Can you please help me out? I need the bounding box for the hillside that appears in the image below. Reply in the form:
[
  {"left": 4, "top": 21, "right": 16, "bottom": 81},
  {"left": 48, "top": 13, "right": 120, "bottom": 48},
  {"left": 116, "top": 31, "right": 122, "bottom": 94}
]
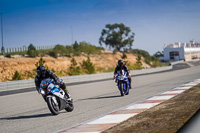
[{"left": 0, "top": 50, "right": 150, "bottom": 82}]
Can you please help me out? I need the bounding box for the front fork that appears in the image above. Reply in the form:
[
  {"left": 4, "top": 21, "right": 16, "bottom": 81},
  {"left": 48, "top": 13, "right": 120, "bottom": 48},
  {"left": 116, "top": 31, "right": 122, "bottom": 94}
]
[
  {"left": 117, "top": 81, "right": 123, "bottom": 90},
  {"left": 118, "top": 81, "right": 128, "bottom": 90},
  {"left": 47, "top": 95, "right": 58, "bottom": 105}
]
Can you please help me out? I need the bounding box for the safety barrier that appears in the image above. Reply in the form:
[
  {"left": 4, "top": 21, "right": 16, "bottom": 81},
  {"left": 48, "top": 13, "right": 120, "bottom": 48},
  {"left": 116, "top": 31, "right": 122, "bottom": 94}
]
[{"left": 0, "top": 66, "right": 172, "bottom": 92}]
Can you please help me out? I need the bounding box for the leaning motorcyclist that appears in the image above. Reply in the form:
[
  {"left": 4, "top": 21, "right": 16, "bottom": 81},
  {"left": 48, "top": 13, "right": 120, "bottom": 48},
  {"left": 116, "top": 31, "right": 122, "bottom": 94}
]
[
  {"left": 35, "top": 65, "right": 72, "bottom": 101},
  {"left": 113, "top": 60, "right": 132, "bottom": 89}
]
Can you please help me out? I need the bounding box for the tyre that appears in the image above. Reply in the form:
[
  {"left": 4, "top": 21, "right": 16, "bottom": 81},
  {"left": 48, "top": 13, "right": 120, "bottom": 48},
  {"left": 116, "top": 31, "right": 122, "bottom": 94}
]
[
  {"left": 119, "top": 83, "right": 124, "bottom": 96},
  {"left": 125, "top": 83, "right": 129, "bottom": 95},
  {"left": 46, "top": 96, "right": 59, "bottom": 115},
  {"left": 65, "top": 100, "right": 74, "bottom": 112}
]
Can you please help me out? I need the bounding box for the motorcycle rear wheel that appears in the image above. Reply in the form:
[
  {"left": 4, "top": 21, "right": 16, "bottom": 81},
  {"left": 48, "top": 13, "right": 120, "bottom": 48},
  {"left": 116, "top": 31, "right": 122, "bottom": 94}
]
[{"left": 46, "top": 97, "right": 60, "bottom": 115}]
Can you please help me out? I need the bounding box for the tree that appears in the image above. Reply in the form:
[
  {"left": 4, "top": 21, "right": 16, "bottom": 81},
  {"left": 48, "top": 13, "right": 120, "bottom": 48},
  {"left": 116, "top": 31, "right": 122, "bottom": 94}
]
[
  {"left": 81, "top": 57, "right": 95, "bottom": 74},
  {"left": 53, "top": 44, "right": 68, "bottom": 56},
  {"left": 49, "top": 51, "right": 57, "bottom": 58},
  {"left": 73, "top": 41, "right": 79, "bottom": 50},
  {"left": 154, "top": 51, "right": 164, "bottom": 58},
  {"left": 133, "top": 55, "right": 142, "bottom": 69},
  {"left": 72, "top": 41, "right": 81, "bottom": 56},
  {"left": 35, "top": 57, "right": 49, "bottom": 69},
  {"left": 27, "top": 44, "right": 37, "bottom": 57},
  {"left": 121, "top": 52, "right": 127, "bottom": 59},
  {"left": 69, "top": 57, "right": 81, "bottom": 75},
  {"left": 131, "top": 49, "right": 151, "bottom": 65},
  {"left": 12, "top": 71, "right": 23, "bottom": 80},
  {"left": 99, "top": 23, "right": 135, "bottom": 51}
]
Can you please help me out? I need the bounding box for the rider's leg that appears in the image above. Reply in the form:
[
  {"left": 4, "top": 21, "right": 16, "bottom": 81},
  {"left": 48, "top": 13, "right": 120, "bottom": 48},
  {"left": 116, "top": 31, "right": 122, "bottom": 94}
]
[
  {"left": 60, "top": 83, "right": 71, "bottom": 99},
  {"left": 128, "top": 77, "right": 132, "bottom": 89}
]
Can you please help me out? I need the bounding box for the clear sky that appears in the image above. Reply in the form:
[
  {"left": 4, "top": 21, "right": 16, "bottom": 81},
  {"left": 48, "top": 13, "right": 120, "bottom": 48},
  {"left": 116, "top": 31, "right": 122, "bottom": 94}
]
[{"left": 0, "top": 0, "right": 200, "bottom": 55}]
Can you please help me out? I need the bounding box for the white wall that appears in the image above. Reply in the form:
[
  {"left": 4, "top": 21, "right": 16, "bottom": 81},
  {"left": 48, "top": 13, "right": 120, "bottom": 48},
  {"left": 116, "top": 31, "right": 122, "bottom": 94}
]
[
  {"left": 164, "top": 47, "right": 185, "bottom": 61},
  {"left": 184, "top": 48, "right": 200, "bottom": 53}
]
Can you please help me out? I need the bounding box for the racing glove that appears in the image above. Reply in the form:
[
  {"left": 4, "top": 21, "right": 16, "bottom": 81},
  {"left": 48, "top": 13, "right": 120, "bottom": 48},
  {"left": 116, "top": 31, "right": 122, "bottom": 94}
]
[{"left": 113, "top": 74, "right": 116, "bottom": 79}]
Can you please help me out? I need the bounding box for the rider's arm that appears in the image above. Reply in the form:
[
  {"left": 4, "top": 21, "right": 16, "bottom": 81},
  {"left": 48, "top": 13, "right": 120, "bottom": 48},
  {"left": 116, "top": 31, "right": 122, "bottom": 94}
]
[
  {"left": 114, "top": 66, "right": 118, "bottom": 75},
  {"left": 47, "top": 70, "right": 60, "bottom": 83},
  {"left": 34, "top": 76, "right": 40, "bottom": 92},
  {"left": 124, "top": 65, "right": 130, "bottom": 75},
  {"left": 113, "top": 66, "right": 119, "bottom": 79}
]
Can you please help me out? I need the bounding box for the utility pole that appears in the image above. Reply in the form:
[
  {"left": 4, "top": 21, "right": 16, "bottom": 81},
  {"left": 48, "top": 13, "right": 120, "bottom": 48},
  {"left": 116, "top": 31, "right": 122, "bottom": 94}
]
[
  {"left": 71, "top": 26, "right": 73, "bottom": 45},
  {"left": 1, "top": 9, "right": 5, "bottom": 54}
]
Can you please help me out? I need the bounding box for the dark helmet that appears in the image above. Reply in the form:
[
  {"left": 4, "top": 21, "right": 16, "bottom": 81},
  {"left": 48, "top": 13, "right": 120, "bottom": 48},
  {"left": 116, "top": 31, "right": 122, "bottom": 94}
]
[
  {"left": 118, "top": 60, "right": 124, "bottom": 68},
  {"left": 36, "top": 65, "right": 46, "bottom": 77}
]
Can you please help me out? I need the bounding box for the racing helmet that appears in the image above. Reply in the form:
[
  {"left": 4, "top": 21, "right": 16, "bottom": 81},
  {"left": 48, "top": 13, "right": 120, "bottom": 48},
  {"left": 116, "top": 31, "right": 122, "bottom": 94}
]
[
  {"left": 36, "top": 65, "right": 46, "bottom": 77},
  {"left": 118, "top": 60, "right": 124, "bottom": 68}
]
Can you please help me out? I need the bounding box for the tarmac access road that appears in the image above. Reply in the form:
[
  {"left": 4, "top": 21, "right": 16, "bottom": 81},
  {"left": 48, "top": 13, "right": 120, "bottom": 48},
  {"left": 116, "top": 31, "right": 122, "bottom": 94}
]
[
  {"left": 0, "top": 63, "right": 200, "bottom": 133},
  {"left": 178, "top": 110, "right": 200, "bottom": 133}
]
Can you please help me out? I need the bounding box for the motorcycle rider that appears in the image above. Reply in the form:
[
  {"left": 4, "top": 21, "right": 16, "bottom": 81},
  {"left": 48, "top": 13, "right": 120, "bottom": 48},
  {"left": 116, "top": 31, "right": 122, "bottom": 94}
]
[
  {"left": 35, "top": 65, "right": 72, "bottom": 101},
  {"left": 113, "top": 60, "right": 132, "bottom": 89}
]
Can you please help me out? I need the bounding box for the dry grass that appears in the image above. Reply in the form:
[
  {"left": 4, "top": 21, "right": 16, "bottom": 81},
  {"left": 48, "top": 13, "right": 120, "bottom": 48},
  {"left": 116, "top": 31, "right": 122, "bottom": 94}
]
[{"left": 0, "top": 51, "right": 147, "bottom": 81}]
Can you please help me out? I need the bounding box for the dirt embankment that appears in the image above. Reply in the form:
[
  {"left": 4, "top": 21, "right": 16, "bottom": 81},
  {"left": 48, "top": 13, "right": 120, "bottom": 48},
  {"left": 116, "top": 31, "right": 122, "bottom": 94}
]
[
  {"left": 0, "top": 51, "right": 150, "bottom": 82},
  {"left": 103, "top": 84, "right": 200, "bottom": 133}
]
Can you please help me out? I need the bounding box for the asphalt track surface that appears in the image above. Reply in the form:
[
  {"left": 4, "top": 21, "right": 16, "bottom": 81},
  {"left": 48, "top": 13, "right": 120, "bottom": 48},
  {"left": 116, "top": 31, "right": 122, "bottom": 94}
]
[{"left": 0, "top": 62, "right": 200, "bottom": 133}]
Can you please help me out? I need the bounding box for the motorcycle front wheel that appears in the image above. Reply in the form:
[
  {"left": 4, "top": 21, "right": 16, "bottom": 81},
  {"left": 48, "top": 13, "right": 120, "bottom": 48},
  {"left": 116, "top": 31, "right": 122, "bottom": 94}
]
[
  {"left": 46, "top": 97, "right": 60, "bottom": 115},
  {"left": 65, "top": 100, "right": 74, "bottom": 112},
  {"left": 119, "top": 82, "right": 124, "bottom": 96},
  {"left": 125, "top": 82, "right": 129, "bottom": 95}
]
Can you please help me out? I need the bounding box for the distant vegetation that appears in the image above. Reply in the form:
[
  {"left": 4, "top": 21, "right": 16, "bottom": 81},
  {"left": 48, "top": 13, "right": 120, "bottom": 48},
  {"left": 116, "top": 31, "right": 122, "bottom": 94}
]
[
  {"left": 130, "top": 49, "right": 162, "bottom": 68},
  {"left": 27, "top": 44, "right": 38, "bottom": 57},
  {"left": 12, "top": 71, "right": 23, "bottom": 80},
  {"left": 35, "top": 57, "right": 49, "bottom": 70},
  {"left": 2, "top": 41, "right": 164, "bottom": 81},
  {"left": 49, "top": 41, "right": 104, "bottom": 58},
  {"left": 4, "top": 41, "right": 104, "bottom": 58},
  {"left": 28, "top": 56, "right": 95, "bottom": 78},
  {"left": 133, "top": 55, "right": 143, "bottom": 69},
  {"left": 68, "top": 57, "right": 81, "bottom": 76},
  {"left": 121, "top": 52, "right": 127, "bottom": 59},
  {"left": 81, "top": 57, "right": 95, "bottom": 74},
  {"left": 8, "top": 47, "right": 163, "bottom": 80}
]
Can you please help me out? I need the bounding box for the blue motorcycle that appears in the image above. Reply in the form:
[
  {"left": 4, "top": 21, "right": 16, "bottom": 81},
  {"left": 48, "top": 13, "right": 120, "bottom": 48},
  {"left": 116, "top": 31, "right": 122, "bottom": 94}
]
[
  {"left": 115, "top": 70, "right": 130, "bottom": 96},
  {"left": 39, "top": 78, "right": 74, "bottom": 115}
]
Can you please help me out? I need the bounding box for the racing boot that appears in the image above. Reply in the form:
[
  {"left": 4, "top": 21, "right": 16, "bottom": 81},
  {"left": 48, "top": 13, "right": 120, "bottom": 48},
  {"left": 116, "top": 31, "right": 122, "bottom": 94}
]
[
  {"left": 129, "top": 84, "right": 132, "bottom": 89},
  {"left": 129, "top": 78, "right": 132, "bottom": 89},
  {"left": 64, "top": 88, "right": 72, "bottom": 101}
]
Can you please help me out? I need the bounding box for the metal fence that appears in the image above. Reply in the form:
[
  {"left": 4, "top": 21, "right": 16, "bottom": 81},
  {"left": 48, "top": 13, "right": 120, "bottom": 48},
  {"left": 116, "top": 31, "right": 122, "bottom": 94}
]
[
  {"left": 0, "top": 66, "right": 172, "bottom": 92},
  {"left": 4, "top": 45, "right": 55, "bottom": 53}
]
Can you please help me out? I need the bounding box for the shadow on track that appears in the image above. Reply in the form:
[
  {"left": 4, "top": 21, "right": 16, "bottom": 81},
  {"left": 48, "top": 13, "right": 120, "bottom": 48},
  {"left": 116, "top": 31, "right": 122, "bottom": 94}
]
[
  {"left": 81, "top": 95, "right": 121, "bottom": 100},
  {"left": 0, "top": 113, "right": 52, "bottom": 120}
]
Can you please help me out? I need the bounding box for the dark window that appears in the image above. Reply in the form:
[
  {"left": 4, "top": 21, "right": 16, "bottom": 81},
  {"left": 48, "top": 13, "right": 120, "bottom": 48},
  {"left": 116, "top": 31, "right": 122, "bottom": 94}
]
[{"left": 170, "top": 51, "right": 179, "bottom": 60}]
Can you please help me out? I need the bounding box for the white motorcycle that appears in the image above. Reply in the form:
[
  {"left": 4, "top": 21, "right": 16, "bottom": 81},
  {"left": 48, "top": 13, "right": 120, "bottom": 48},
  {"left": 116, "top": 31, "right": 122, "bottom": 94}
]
[{"left": 39, "top": 78, "right": 74, "bottom": 115}]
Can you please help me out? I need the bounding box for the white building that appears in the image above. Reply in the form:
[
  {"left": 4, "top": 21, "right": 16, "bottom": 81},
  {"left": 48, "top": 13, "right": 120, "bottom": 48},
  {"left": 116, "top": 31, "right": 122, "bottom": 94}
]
[{"left": 164, "top": 41, "right": 200, "bottom": 61}]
